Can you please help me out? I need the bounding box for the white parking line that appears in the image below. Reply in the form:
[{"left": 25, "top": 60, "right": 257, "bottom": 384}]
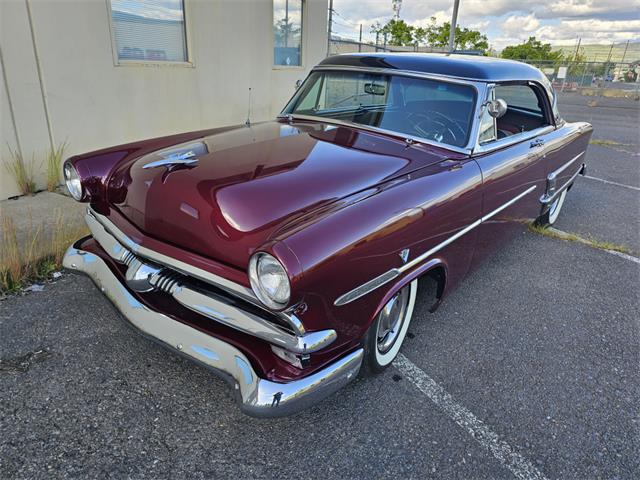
[
  {"left": 395, "top": 354, "right": 548, "bottom": 480},
  {"left": 547, "top": 228, "right": 640, "bottom": 265},
  {"left": 582, "top": 175, "right": 640, "bottom": 192}
]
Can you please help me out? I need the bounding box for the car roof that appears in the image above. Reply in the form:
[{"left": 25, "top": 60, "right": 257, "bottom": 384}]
[{"left": 317, "top": 53, "right": 549, "bottom": 84}]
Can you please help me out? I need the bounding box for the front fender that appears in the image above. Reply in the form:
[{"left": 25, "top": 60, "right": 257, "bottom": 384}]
[{"left": 279, "top": 158, "right": 483, "bottom": 345}]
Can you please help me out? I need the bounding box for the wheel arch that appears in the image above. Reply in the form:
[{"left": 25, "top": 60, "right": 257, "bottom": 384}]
[{"left": 370, "top": 258, "right": 448, "bottom": 328}]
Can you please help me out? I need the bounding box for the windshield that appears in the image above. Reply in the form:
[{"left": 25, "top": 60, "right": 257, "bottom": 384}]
[{"left": 283, "top": 70, "right": 477, "bottom": 148}]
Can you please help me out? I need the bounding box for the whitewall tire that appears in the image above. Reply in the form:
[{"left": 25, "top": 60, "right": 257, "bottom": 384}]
[
  {"left": 538, "top": 189, "right": 568, "bottom": 227},
  {"left": 363, "top": 279, "right": 418, "bottom": 373}
]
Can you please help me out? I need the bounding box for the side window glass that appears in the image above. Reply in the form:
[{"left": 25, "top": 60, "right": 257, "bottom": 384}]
[
  {"left": 493, "top": 84, "right": 550, "bottom": 135},
  {"left": 495, "top": 85, "right": 542, "bottom": 114}
]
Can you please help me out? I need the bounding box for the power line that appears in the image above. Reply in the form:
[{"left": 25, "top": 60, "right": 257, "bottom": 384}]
[
  {"left": 332, "top": 19, "right": 358, "bottom": 31},
  {"left": 332, "top": 9, "right": 359, "bottom": 27}
]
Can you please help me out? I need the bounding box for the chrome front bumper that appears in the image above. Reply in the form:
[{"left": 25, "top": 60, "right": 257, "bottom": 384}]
[
  {"left": 63, "top": 244, "right": 363, "bottom": 417},
  {"left": 83, "top": 208, "right": 337, "bottom": 356}
]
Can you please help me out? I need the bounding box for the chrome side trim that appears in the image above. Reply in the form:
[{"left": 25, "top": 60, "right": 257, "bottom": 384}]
[
  {"left": 399, "top": 219, "right": 482, "bottom": 274},
  {"left": 86, "top": 208, "right": 305, "bottom": 336},
  {"left": 63, "top": 245, "right": 362, "bottom": 418},
  {"left": 334, "top": 269, "right": 400, "bottom": 307},
  {"left": 481, "top": 185, "right": 537, "bottom": 222},
  {"left": 334, "top": 185, "right": 537, "bottom": 306},
  {"left": 550, "top": 151, "right": 584, "bottom": 178}
]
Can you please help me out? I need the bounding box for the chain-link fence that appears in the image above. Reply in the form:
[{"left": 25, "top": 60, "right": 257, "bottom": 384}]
[
  {"left": 328, "top": 39, "right": 640, "bottom": 99},
  {"left": 514, "top": 59, "right": 640, "bottom": 98}
]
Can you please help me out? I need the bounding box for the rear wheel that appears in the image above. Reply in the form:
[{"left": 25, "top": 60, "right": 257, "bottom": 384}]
[
  {"left": 537, "top": 189, "right": 567, "bottom": 227},
  {"left": 363, "top": 279, "right": 418, "bottom": 373}
]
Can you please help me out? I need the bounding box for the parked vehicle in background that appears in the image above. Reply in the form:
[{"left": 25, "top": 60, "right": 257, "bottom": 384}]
[{"left": 62, "top": 53, "right": 592, "bottom": 416}]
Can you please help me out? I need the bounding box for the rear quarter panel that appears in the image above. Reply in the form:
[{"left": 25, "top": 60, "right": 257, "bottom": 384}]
[{"left": 543, "top": 121, "right": 593, "bottom": 188}]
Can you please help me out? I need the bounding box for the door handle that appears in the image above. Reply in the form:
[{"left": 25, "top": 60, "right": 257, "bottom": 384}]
[{"left": 530, "top": 139, "right": 545, "bottom": 148}]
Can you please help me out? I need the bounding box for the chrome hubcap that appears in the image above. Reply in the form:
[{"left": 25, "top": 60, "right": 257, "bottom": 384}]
[{"left": 376, "top": 287, "right": 410, "bottom": 354}]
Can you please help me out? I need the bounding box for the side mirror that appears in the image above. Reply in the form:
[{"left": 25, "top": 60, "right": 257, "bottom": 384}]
[
  {"left": 295, "top": 79, "right": 303, "bottom": 90},
  {"left": 487, "top": 98, "right": 507, "bottom": 118}
]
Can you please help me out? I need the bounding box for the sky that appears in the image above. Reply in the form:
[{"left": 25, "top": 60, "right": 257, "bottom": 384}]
[{"left": 330, "top": 0, "right": 640, "bottom": 50}]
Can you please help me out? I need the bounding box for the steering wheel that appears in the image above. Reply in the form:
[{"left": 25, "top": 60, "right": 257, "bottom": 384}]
[{"left": 406, "top": 111, "right": 466, "bottom": 146}]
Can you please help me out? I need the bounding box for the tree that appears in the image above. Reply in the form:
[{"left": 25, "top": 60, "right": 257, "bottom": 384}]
[
  {"left": 413, "top": 27, "right": 427, "bottom": 47},
  {"left": 377, "top": 19, "right": 415, "bottom": 46},
  {"left": 425, "top": 20, "right": 489, "bottom": 53},
  {"left": 501, "top": 37, "right": 563, "bottom": 62},
  {"left": 372, "top": 16, "right": 489, "bottom": 53}
]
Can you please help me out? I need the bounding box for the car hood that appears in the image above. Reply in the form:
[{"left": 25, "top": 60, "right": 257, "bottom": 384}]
[{"left": 109, "top": 120, "right": 452, "bottom": 268}]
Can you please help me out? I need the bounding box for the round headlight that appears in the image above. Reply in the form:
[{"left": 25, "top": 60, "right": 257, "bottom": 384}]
[
  {"left": 248, "top": 252, "right": 291, "bottom": 309},
  {"left": 63, "top": 162, "right": 83, "bottom": 201}
]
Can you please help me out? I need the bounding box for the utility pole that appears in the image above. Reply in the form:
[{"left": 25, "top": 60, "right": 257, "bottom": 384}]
[
  {"left": 606, "top": 42, "right": 614, "bottom": 63},
  {"left": 358, "top": 24, "right": 363, "bottom": 52},
  {"left": 327, "top": 0, "right": 333, "bottom": 56},
  {"left": 284, "top": 0, "right": 289, "bottom": 48},
  {"left": 572, "top": 37, "right": 581, "bottom": 62},
  {"left": 448, "top": 0, "right": 460, "bottom": 53},
  {"left": 621, "top": 39, "right": 630, "bottom": 64}
]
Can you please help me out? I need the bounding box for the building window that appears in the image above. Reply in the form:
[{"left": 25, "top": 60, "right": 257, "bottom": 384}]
[
  {"left": 273, "top": 0, "right": 303, "bottom": 66},
  {"left": 110, "top": 0, "right": 188, "bottom": 63}
]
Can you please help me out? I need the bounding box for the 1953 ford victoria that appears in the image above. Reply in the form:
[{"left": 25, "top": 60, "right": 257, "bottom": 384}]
[{"left": 62, "top": 53, "right": 592, "bottom": 417}]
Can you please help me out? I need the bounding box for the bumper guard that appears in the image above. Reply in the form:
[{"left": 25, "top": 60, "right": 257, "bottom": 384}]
[{"left": 63, "top": 244, "right": 363, "bottom": 417}]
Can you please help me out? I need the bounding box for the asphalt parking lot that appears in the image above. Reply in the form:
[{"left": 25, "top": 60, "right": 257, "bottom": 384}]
[{"left": 1, "top": 94, "right": 638, "bottom": 479}]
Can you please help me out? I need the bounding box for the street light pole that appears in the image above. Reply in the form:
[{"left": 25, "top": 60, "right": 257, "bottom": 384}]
[
  {"left": 448, "top": 0, "right": 460, "bottom": 53},
  {"left": 327, "top": 0, "right": 333, "bottom": 56}
]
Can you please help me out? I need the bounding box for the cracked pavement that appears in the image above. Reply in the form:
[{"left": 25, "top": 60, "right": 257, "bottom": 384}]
[{"left": 1, "top": 94, "right": 638, "bottom": 479}]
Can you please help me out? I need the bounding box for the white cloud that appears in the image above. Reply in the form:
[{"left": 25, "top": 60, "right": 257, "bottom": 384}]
[
  {"left": 544, "top": 0, "right": 640, "bottom": 18},
  {"left": 502, "top": 14, "right": 541, "bottom": 38},
  {"left": 534, "top": 19, "right": 640, "bottom": 45},
  {"left": 332, "top": 0, "right": 640, "bottom": 47}
]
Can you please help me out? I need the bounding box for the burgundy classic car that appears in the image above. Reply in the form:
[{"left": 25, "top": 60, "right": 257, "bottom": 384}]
[{"left": 62, "top": 53, "right": 592, "bottom": 416}]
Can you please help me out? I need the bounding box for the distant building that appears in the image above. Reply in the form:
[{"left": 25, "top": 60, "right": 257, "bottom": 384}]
[{"left": 1, "top": 0, "right": 328, "bottom": 200}]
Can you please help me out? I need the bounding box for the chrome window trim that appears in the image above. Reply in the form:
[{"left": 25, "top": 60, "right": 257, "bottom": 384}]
[
  {"left": 476, "top": 83, "right": 497, "bottom": 146},
  {"left": 86, "top": 208, "right": 306, "bottom": 335},
  {"left": 473, "top": 125, "right": 555, "bottom": 155},
  {"left": 279, "top": 114, "right": 472, "bottom": 155},
  {"left": 281, "top": 66, "right": 489, "bottom": 155},
  {"left": 473, "top": 80, "right": 556, "bottom": 155},
  {"left": 311, "top": 65, "right": 486, "bottom": 85},
  {"left": 334, "top": 185, "right": 537, "bottom": 306}
]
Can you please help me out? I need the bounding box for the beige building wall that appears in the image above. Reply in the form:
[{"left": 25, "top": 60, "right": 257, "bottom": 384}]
[{"left": 0, "top": 0, "right": 327, "bottom": 201}]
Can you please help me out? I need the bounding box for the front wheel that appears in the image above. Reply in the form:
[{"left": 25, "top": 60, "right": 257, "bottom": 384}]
[
  {"left": 363, "top": 279, "right": 418, "bottom": 373},
  {"left": 537, "top": 189, "right": 568, "bottom": 227}
]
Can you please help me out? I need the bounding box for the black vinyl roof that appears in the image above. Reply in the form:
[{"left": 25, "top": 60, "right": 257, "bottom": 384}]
[{"left": 318, "top": 53, "right": 549, "bottom": 84}]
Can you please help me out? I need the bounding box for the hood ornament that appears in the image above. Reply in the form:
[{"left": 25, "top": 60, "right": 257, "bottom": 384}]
[{"left": 143, "top": 150, "right": 198, "bottom": 169}]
